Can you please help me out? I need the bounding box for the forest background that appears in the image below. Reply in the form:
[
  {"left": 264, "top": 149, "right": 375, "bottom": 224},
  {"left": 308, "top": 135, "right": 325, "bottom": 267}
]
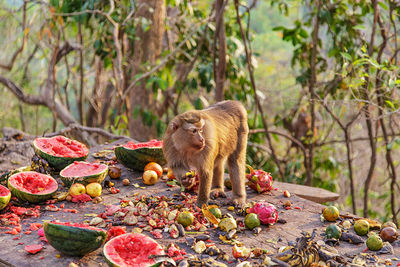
[{"left": 0, "top": 0, "right": 399, "bottom": 226}]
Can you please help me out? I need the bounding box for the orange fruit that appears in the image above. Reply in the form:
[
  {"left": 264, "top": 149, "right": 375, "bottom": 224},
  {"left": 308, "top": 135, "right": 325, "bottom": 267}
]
[
  {"left": 144, "top": 162, "right": 163, "bottom": 178},
  {"left": 323, "top": 206, "right": 339, "bottom": 222}
]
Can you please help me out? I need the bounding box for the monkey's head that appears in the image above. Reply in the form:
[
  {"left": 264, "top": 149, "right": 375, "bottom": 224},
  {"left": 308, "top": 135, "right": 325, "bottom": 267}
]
[{"left": 168, "top": 111, "right": 206, "bottom": 153}]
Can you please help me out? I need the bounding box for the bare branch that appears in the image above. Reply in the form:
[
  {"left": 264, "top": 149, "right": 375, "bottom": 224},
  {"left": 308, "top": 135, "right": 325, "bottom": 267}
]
[
  {"left": 0, "top": 76, "right": 46, "bottom": 105},
  {"left": 0, "top": 1, "right": 28, "bottom": 71},
  {"left": 46, "top": 123, "right": 125, "bottom": 141}
]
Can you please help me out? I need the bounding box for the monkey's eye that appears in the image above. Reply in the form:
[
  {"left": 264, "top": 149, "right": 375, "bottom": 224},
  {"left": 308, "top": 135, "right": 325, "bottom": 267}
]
[{"left": 192, "top": 129, "right": 197, "bottom": 134}]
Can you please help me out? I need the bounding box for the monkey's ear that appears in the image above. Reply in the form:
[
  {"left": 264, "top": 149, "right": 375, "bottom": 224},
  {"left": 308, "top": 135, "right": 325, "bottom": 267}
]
[{"left": 170, "top": 121, "right": 180, "bottom": 131}]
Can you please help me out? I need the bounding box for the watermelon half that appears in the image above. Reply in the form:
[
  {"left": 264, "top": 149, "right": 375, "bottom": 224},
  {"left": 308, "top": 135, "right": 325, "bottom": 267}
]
[
  {"left": 8, "top": 171, "right": 58, "bottom": 203},
  {"left": 44, "top": 221, "right": 108, "bottom": 256},
  {"left": 114, "top": 140, "right": 166, "bottom": 171},
  {"left": 33, "top": 136, "right": 89, "bottom": 171},
  {"left": 0, "top": 184, "right": 11, "bottom": 210},
  {"left": 59, "top": 161, "right": 109, "bottom": 187},
  {"left": 103, "top": 233, "right": 165, "bottom": 267}
]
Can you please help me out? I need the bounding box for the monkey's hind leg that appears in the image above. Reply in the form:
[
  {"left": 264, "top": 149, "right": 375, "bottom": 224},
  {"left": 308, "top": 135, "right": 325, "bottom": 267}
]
[
  {"left": 227, "top": 138, "right": 247, "bottom": 208},
  {"left": 210, "top": 156, "right": 227, "bottom": 200}
]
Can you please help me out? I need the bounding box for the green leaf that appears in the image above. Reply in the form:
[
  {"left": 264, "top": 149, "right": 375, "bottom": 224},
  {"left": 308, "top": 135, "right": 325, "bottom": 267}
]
[
  {"left": 378, "top": 2, "right": 389, "bottom": 10},
  {"left": 299, "top": 29, "right": 308, "bottom": 38},
  {"left": 340, "top": 52, "right": 352, "bottom": 61},
  {"left": 353, "top": 25, "right": 366, "bottom": 30},
  {"left": 385, "top": 100, "right": 395, "bottom": 110}
]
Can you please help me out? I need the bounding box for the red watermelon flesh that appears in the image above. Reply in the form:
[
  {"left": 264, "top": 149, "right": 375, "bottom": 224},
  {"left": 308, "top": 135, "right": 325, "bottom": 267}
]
[
  {"left": 35, "top": 136, "right": 88, "bottom": 158},
  {"left": 60, "top": 161, "right": 107, "bottom": 177},
  {"left": 104, "top": 233, "right": 164, "bottom": 267},
  {"left": 122, "top": 139, "right": 163, "bottom": 149},
  {"left": 0, "top": 185, "right": 10, "bottom": 196},
  {"left": 10, "top": 172, "right": 57, "bottom": 194},
  {"left": 25, "top": 244, "right": 43, "bottom": 254}
]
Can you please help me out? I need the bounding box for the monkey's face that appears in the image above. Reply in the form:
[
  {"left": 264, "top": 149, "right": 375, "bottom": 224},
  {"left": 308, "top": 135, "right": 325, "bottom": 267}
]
[
  {"left": 185, "top": 125, "right": 205, "bottom": 151},
  {"left": 170, "top": 116, "right": 206, "bottom": 152}
]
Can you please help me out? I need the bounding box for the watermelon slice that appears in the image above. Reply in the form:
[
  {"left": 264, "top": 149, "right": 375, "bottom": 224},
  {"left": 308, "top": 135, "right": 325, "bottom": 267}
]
[
  {"left": 59, "top": 161, "right": 108, "bottom": 187},
  {"left": 114, "top": 140, "right": 166, "bottom": 171},
  {"left": 8, "top": 171, "right": 58, "bottom": 203},
  {"left": 0, "top": 184, "right": 11, "bottom": 210},
  {"left": 33, "top": 136, "right": 89, "bottom": 171},
  {"left": 103, "top": 233, "right": 165, "bottom": 267},
  {"left": 44, "top": 221, "right": 108, "bottom": 256}
]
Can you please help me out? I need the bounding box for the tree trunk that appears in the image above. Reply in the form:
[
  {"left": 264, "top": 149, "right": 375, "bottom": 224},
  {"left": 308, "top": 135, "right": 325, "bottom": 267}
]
[
  {"left": 128, "top": 0, "right": 166, "bottom": 141},
  {"left": 214, "top": 0, "right": 227, "bottom": 102}
]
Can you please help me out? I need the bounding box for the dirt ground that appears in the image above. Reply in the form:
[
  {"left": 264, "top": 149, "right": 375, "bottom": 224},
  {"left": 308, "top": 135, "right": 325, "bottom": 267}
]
[{"left": 0, "top": 129, "right": 399, "bottom": 267}]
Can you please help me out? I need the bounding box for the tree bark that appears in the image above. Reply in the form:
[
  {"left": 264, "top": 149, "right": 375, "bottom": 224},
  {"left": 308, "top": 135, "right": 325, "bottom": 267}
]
[
  {"left": 214, "top": 0, "right": 227, "bottom": 102},
  {"left": 128, "top": 0, "right": 166, "bottom": 141}
]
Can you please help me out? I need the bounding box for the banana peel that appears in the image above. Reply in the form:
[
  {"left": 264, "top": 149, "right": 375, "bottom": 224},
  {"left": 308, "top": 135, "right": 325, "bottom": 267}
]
[{"left": 273, "top": 230, "right": 320, "bottom": 266}]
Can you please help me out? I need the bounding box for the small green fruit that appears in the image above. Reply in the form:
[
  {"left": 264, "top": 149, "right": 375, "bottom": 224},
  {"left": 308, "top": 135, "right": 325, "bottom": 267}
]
[
  {"left": 325, "top": 224, "right": 342, "bottom": 239},
  {"left": 244, "top": 213, "right": 261, "bottom": 230},
  {"left": 354, "top": 220, "right": 370, "bottom": 236},
  {"left": 177, "top": 211, "right": 194, "bottom": 228},
  {"left": 209, "top": 207, "right": 222, "bottom": 219},
  {"left": 366, "top": 234, "right": 383, "bottom": 251}
]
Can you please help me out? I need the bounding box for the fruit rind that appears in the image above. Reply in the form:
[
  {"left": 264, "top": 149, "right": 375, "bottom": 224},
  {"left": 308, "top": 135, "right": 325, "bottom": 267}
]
[
  {"left": 60, "top": 161, "right": 108, "bottom": 187},
  {"left": 44, "top": 221, "right": 107, "bottom": 256},
  {"left": 114, "top": 140, "right": 166, "bottom": 171},
  {"left": 0, "top": 185, "right": 11, "bottom": 210}
]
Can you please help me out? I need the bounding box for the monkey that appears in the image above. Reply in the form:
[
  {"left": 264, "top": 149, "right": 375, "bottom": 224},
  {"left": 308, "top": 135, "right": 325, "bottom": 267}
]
[{"left": 162, "top": 100, "right": 249, "bottom": 207}]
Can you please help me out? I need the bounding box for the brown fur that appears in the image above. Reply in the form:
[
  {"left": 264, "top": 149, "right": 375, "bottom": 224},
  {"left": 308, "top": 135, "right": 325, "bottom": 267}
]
[{"left": 163, "top": 100, "right": 249, "bottom": 207}]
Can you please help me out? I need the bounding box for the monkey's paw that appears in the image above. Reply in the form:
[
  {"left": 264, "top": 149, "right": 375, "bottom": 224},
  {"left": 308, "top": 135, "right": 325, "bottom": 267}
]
[
  {"left": 210, "top": 189, "right": 227, "bottom": 200},
  {"left": 196, "top": 198, "right": 209, "bottom": 208},
  {"left": 231, "top": 197, "right": 246, "bottom": 209}
]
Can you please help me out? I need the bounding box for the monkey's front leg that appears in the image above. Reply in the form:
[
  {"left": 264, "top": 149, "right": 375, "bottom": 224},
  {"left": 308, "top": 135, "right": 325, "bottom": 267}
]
[
  {"left": 196, "top": 168, "right": 213, "bottom": 207},
  {"left": 210, "top": 156, "right": 226, "bottom": 199}
]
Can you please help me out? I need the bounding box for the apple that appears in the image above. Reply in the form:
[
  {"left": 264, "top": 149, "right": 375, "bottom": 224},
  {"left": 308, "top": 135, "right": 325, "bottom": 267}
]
[
  {"left": 142, "top": 170, "right": 158, "bottom": 185},
  {"left": 144, "top": 162, "right": 163, "bottom": 178},
  {"left": 85, "top": 182, "right": 102, "bottom": 197},
  {"left": 69, "top": 183, "right": 86, "bottom": 196}
]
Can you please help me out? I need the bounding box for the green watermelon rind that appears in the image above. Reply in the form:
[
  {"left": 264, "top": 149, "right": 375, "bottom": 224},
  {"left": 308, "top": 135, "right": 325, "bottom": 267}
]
[
  {"left": 114, "top": 145, "right": 166, "bottom": 171},
  {"left": 43, "top": 221, "right": 108, "bottom": 256},
  {"left": 0, "top": 185, "right": 11, "bottom": 210},
  {"left": 103, "top": 233, "right": 164, "bottom": 267},
  {"left": 33, "top": 138, "right": 88, "bottom": 171},
  {"left": 7, "top": 172, "right": 58, "bottom": 204},
  {"left": 59, "top": 162, "right": 109, "bottom": 187}
]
